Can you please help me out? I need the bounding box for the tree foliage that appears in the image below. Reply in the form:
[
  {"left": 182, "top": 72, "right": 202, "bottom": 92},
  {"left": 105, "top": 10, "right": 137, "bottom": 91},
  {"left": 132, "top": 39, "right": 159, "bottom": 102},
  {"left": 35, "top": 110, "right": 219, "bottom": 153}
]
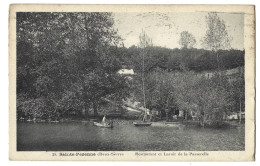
[
  {"left": 202, "top": 12, "right": 232, "bottom": 51},
  {"left": 17, "top": 12, "right": 128, "bottom": 120},
  {"left": 120, "top": 46, "right": 244, "bottom": 73},
  {"left": 135, "top": 69, "right": 244, "bottom": 125},
  {"left": 179, "top": 31, "right": 196, "bottom": 49}
]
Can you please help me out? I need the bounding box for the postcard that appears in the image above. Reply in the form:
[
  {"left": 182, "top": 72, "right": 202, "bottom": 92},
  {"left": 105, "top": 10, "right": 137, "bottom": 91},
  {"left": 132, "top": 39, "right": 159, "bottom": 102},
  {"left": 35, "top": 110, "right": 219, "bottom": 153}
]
[{"left": 9, "top": 4, "right": 255, "bottom": 161}]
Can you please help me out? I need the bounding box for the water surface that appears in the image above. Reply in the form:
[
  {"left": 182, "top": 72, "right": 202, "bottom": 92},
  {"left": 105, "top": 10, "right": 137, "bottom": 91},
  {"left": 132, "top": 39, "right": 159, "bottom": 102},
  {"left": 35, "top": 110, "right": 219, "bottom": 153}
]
[{"left": 17, "top": 121, "right": 245, "bottom": 151}]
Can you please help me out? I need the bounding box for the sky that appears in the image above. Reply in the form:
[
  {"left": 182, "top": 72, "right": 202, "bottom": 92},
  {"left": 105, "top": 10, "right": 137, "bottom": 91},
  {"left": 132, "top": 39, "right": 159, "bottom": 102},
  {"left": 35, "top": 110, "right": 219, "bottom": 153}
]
[{"left": 113, "top": 12, "right": 244, "bottom": 50}]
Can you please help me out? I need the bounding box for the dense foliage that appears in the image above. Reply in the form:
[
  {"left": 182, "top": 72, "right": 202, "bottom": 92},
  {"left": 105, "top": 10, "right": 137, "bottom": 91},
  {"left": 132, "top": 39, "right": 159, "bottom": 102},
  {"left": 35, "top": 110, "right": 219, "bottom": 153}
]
[
  {"left": 129, "top": 67, "right": 244, "bottom": 125},
  {"left": 117, "top": 46, "right": 244, "bottom": 72},
  {"left": 17, "top": 12, "right": 245, "bottom": 126},
  {"left": 17, "top": 12, "right": 129, "bottom": 120}
]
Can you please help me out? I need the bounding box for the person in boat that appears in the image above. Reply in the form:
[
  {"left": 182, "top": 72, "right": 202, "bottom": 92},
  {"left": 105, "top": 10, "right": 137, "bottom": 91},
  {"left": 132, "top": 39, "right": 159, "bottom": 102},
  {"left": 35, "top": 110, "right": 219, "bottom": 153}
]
[
  {"left": 102, "top": 115, "right": 107, "bottom": 124},
  {"left": 101, "top": 115, "right": 113, "bottom": 127}
]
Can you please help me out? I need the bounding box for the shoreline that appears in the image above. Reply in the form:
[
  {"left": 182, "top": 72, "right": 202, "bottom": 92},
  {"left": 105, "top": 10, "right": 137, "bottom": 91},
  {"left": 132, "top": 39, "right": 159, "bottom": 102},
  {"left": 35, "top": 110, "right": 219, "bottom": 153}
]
[{"left": 17, "top": 118, "right": 245, "bottom": 128}]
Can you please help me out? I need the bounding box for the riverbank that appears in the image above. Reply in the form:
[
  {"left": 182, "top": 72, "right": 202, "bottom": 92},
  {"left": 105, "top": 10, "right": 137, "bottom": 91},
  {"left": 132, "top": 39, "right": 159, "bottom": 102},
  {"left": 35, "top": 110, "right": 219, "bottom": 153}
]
[{"left": 18, "top": 117, "right": 245, "bottom": 129}]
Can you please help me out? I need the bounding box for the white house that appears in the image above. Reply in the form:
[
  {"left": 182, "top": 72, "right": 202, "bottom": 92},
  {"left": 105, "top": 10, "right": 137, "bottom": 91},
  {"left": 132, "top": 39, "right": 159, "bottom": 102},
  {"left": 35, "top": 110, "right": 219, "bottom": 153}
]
[
  {"left": 117, "top": 69, "right": 134, "bottom": 75},
  {"left": 117, "top": 69, "right": 135, "bottom": 80}
]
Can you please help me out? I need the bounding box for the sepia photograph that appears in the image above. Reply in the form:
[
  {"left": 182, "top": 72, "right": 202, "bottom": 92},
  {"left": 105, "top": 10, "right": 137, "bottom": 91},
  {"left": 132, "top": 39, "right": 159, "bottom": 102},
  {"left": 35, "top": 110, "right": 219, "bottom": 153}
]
[{"left": 9, "top": 4, "right": 255, "bottom": 161}]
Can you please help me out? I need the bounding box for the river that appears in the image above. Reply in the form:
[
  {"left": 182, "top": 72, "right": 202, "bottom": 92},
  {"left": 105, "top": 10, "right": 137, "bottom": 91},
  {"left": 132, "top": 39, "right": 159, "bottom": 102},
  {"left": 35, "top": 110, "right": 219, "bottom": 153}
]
[{"left": 17, "top": 120, "right": 245, "bottom": 151}]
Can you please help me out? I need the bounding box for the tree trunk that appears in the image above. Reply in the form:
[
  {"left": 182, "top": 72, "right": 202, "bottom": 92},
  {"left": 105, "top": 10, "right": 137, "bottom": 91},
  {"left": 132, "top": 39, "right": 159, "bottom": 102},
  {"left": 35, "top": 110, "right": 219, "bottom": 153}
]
[
  {"left": 166, "top": 111, "right": 169, "bottom": 121},
  {"left": 93, "top": 102, "right": 98, "bottom": 117},
  {"left": 216, "top": 51, "right": 223, "bottom": 85},
  {"left": 200, "top": 110, "right": 205, "bottom": 127},
  {"left": 82, "top": 105, "right": 88, "bottom": 119},
  {"left": 200, "top": 115, "right": 205, "bottom": 127},
  {"left": 142, "top": 48, "right": 146, "bottom": 121}
]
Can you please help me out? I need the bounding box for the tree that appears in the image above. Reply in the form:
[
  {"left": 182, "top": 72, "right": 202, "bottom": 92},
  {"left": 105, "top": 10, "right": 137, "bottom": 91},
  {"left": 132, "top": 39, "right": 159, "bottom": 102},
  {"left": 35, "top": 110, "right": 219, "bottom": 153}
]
[
  {"left": 200, "top": 12, "right": 234, "bottom": 123},
  {"left": 202, "top": 12, "right": 231, "bottom": 51},
  {"left": 202, "top": 12, "right": 232, "bottom": 71},
  {"left": 145, "top": 69, "right": 177, "bottom": 120},
  {"left": 173, "top": 72, "right": 232, "bottom": 126},
  {"left": 17, "top": 12, "right": 128, "bottom": 119},
  {"left": 229, "top": 67, "right": 245, "bottom": 123},
  {"left": 138, "top": 30, "right": 153, "bottom": 120},
  {"left": 179, "top": 31, "right": 196, "bottom": 49}
]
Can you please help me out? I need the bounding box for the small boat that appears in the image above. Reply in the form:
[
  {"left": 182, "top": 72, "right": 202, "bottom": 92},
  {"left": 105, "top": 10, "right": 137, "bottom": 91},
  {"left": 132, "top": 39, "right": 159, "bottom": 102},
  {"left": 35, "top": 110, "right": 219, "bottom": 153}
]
[
  {"left": 133, "top": 122, "right": 152, "bottom": 127},
  {"left": 133, "top": 109, "right": 152, "bottom": 127},
  {"left": 133, "top": 110, "right": 152, "bottom": 127},
  {"left": 93, "top": 122, "right": 113, "bottom": 128}
]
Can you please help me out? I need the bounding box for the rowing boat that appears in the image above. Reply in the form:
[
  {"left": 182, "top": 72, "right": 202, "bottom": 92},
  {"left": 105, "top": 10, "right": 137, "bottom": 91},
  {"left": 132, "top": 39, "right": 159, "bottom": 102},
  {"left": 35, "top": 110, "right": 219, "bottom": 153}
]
[{"left": 93, "top": 122, "right": 113, "bottom": 128}]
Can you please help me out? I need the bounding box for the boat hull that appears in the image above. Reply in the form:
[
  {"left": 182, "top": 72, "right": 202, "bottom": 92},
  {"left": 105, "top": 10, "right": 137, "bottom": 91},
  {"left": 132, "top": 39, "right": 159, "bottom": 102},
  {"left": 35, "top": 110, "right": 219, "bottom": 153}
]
[{"left": 94, "top": 122, "right": 113, "bottom": 128}]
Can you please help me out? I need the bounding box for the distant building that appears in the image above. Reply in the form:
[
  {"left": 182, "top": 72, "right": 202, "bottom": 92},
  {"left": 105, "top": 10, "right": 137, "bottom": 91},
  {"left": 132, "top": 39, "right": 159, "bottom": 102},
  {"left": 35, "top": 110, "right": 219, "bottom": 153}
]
[
  {"left": 117, "top": 69, "right": 135, "bottom": 80},
  {"left": 226, "top": 112, "right": 245, "bottom": 120},
  {"left": 227, "top": 113, "right": 239, "bottom": 120},
  {"left": 117, "top": 69, "right": 134, "bottom": 75}
]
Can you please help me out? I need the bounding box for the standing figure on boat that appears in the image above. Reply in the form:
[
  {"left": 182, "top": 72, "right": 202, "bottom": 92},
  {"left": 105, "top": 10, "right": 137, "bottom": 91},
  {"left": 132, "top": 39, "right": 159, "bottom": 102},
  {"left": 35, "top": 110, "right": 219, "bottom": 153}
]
[
  {"left": 102, "top": 115, "right": 107, "bottom": 124},
  {"left": 94, "top": 114, "right": 113, "bottom": 128}
]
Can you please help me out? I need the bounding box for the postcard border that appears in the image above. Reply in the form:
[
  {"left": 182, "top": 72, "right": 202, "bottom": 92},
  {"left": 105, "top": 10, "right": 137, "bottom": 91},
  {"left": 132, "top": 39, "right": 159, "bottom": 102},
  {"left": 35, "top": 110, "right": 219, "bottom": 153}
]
[{"left": 9, "top": 4, "right": 255, "bottom": 161}]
